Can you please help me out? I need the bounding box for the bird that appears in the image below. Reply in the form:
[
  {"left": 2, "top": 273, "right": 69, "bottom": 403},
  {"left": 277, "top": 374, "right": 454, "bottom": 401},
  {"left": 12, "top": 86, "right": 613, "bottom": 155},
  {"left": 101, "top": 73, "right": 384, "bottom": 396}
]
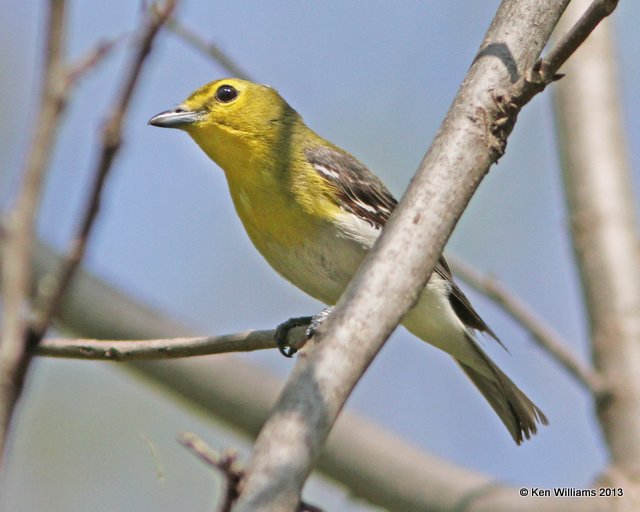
[{"left": 149, "top": 78, "right": 548, "bottom": 444}]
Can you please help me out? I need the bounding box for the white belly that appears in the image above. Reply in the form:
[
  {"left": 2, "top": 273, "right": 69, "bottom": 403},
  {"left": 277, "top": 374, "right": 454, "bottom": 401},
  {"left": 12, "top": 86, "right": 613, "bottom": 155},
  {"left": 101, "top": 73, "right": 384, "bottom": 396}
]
[
  {"left": 260, "top": 217, "right": 370, "bottom": 305},
  {"left": 257, "top": 210, "right": 477, "bottom": 365}
]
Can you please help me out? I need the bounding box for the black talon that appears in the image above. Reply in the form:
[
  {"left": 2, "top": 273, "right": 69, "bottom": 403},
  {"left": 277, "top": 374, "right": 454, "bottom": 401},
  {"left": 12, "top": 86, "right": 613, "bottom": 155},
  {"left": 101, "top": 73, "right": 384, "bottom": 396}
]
[
  {"left": 275, "top": 316, "right": 312, "bottom": 357},
  {"left": 274, "top": 307, "right": 334, "bottom": 357}
]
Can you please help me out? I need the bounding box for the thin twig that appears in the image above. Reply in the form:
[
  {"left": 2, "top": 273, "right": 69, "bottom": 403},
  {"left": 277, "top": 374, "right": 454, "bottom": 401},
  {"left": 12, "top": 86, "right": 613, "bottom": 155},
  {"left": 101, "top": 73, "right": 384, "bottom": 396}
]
[
  {"left": 0, "top": 0, "right": 67, "bottom": 464},
  {"left": 178, "top": 433, "right": 323, "bottom": 512},
  {"left": 26, "top": 37, "right": 121, "bottom": 320},
  {"left": 36, "top": 327, "right": 308, "bottom": 360},
  {"left": 166, "top": 18, "right": 253, "bottom": 80},
  {"left": 29, "top": 0, "right": 178, "bottom": 345},
  {"left": 179, "top": 432, "right": 237, "bottom": 470},
  {"left": 539, "top": 0, "right": 618, "bottom": 80},
  {"left": 64, "top": 36, "right": 123, "bottom": 88},
  {"left": 491, "top": 0, "right": 620, "bottom": 147},
  {"left": 447, "top": 255, "right": 605, "bottom": 395},
  {"left": 178, "top": 432, "right": 242, "bottom": 512},
  {"left": 21, "top": 38, "right": 121, "bottom": 335}
]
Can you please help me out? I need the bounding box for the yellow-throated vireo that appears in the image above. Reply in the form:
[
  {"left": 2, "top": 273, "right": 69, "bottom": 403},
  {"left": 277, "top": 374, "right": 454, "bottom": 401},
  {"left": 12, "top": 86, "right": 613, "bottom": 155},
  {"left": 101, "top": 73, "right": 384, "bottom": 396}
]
[{"left": 149, "top": 78, "right": 548, "bottom": 444}]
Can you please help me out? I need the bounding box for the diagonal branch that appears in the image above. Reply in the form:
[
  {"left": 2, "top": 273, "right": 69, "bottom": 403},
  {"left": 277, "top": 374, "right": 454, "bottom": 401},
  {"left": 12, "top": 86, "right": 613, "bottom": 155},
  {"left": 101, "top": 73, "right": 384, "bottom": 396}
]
[
  {"left": 0, "top": 0, "right": 68, "bottom": 464},
  {"left": 178, "top": 433, "right": 243, "bottom": 512},
  {"left": 231, "top": 1, "right": 624, "bottom": 509},
  {"left": 178, "top": 433, "right": 324, "bottom": 512},
  {"left": 539, "top": 0, "right": 618, "bottom": 80},
  {"left": 0, "top": 0, "right": 177, "bottom": 466},
  {"left": 447, "top": 255, "right": 604, "bottom": 395},
  {"left": 230, "top": 1, "right": 582, "bottom": 511},
  {"left": 166, "top": 18, "right": 253, "bottom": 80},
  {"left": 492, "top": 0, "right": 620, "bottom": 144},
  {"left": 0, "top": 21, "right": 122, "bottom": 447},
  {"left": 64, "top": 36, "right": 122, "bottom": 89},
  {"left": 20, "top": 239, "right": 606, "bottom": 511},
  {"left": 29, "top": 0, "right": 178, "bottom": 345}
]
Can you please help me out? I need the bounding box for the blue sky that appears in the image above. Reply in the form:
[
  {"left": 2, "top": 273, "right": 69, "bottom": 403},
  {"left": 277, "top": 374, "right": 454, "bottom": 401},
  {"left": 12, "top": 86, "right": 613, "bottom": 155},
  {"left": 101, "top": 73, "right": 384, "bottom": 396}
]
[{"left": 1, "top": 1, "right": 639, "bottom": 510}]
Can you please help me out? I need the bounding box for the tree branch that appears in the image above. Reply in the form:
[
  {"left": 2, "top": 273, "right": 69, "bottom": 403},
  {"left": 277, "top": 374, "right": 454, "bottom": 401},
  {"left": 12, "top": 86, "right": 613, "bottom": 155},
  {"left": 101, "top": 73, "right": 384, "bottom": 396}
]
[
  {"left": 0, "top": 0, "right": 176, "bottom": 465},
  {"left": 230, "top": 2, "right": 577, "bottom": 511},
  {"left": 494, "top": 0, "right": 619, "bottom": 134},
  {"left": 233, "top": 1, "right": 627, "bottom": 505},
  {"left": 539, "top": 0, "right": 618, "bottom": 80},
  {"left": 553, "top": 0, "right": 640, "bottom": 482},
  {"left": 178, "top": 433, "right": 243, "bottom": 512},
  {"left": 2, "top": 0, "right": 623, "bottom": 501},
  {"left": 178, "top": 433, "right": 323, "bottom": 512},
  {"left": 19, "top": 240, "right": 606, "bottom": 512},
  {"left": 0, "top": 0, "right": 67, "bottom": 464},
  {"left": 64, "top": 36, "right": 122, "bottom": 89},
  {"left": 166, "top": 17, "right": 253, "bottom": 80},
  {"left": 447, "top": 254, "right": 604, "bottom": 395},
  {"left": 30, "top": 0, "right": 178, "bottom": 344},
  {"left": 36, "top": 328, "right": 307, "bottom": 360}
]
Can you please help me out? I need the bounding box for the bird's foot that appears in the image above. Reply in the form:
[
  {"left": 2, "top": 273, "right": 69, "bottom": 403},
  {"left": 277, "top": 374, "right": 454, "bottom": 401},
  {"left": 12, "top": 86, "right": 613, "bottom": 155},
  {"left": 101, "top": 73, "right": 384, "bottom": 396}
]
[
  {"left": 275, "top": 316, "right": 312, "bottom": 357},
  {"left": 274, "top": 307, "right": 333, "bottom": 357}
]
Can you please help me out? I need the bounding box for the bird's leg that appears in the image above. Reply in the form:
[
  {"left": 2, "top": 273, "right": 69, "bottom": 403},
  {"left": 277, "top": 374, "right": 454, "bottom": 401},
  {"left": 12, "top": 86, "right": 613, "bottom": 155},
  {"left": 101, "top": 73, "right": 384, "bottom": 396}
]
[
  {"left": 306, "top": 306, "right": 333, "bottom": 338},
  {"left": 274, "top": 307, "right": 333, "bottom": 357}
]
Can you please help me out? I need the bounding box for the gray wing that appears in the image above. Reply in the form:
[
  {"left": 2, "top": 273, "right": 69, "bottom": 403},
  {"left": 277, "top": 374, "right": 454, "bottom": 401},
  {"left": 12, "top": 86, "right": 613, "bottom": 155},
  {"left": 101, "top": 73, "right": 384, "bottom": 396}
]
[{"left": 305, "top": 145, "right": 502, "bottom": 345}]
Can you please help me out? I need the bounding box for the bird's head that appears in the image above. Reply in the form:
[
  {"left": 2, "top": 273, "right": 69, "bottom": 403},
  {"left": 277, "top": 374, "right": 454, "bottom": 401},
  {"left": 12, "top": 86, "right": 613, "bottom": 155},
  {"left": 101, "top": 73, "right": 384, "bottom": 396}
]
[{"left": 149, "top": 78, "right": 300, "bottom": 169}]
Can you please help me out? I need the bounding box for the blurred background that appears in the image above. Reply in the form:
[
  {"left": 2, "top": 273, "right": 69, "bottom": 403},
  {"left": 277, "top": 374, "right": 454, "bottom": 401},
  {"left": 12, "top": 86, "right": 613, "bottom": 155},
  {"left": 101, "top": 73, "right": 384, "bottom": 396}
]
[{"left": 0, "top": 1, "right": 638, "bottom": 510}]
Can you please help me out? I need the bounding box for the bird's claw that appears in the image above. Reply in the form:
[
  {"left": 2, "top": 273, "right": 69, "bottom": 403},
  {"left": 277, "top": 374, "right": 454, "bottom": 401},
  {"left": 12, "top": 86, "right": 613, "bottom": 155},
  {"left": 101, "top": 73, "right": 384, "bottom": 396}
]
[
  {"left": 275, "top": 316, "right": 312, "bottom": 357},
  {"left": 274, "top": 307, "right": 333, "bottom": 358}
]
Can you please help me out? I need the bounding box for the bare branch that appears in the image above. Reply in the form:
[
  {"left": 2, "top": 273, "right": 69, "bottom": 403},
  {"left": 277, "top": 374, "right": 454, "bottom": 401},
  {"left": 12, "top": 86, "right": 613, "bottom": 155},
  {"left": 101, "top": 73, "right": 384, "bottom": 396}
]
[
  {"left": 178, "top": 432, "right": 322, "bottom": 512},
  {"left": 36, "top": 328, "right": 307, "bottom": 360},
  {"left": 166, "top": 18, "right": 253, "bottom": 80},
  {"left": 0, "top": 0, "right": 68, "bottom": 464},
  {"left": 447, "top": 254, "right": 604, "bottom": 395},
  {"left": 179, "top": 432, "right": 239, "bottom": 471},
  {"left": 178, "top": 433, "right": 242, "bottom": 512},
  {"left": 179, "top": 433, "right": 324, "bottom": 512},
  {"left": 553, "top": 0, "right": 640, "bottom": 479},
  {"left": 231, "top": 2, "right": 573, "bottom": 511},
  {"left": 22, "top": 239, "right": 605, "bottom": 512},
  {"left": 231, "top": 2, "right": 622, "bottom": 506},
  {"left": 493, "top": 0, "right": 620, "bottom": 139},
  {"left": 540, "top": 0, "right": 618, "bottom": 80},
  {"left": 64, "top": 36, "right": 122, "bottom": 88},
  {"left": 0, "top": 0, "right": 176, "bottom": 465},
  {"left": 30, "top": 0, "right": 178, "bottom": 344}
]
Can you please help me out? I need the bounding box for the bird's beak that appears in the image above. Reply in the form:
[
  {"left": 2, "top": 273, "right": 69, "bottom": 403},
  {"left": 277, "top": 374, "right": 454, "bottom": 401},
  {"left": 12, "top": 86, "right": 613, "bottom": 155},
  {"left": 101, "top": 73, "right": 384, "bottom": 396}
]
[{"left": 148, "top": 107, "right": 201, "bottom": 129}]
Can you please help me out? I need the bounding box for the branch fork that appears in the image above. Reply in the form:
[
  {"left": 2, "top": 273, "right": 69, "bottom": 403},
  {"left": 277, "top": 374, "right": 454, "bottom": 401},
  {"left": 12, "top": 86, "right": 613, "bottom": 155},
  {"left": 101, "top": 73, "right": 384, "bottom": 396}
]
[{"left": 178, "top": 433, "right": 323, "bottom": 512}]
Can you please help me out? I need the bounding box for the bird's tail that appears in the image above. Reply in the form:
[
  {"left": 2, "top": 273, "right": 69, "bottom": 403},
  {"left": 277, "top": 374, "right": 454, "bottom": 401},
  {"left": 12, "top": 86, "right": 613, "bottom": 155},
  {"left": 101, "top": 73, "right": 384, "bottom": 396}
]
[{"left": 457, "top": 339, "right": 548, "bottom": 444}]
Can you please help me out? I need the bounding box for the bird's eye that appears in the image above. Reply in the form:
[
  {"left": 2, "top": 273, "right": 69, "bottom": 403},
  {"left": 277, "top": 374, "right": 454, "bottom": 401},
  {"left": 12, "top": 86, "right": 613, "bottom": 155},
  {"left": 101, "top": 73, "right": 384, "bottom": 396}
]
[{"left": 215, "top": 84, "right": 238, "bottom": 103}]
